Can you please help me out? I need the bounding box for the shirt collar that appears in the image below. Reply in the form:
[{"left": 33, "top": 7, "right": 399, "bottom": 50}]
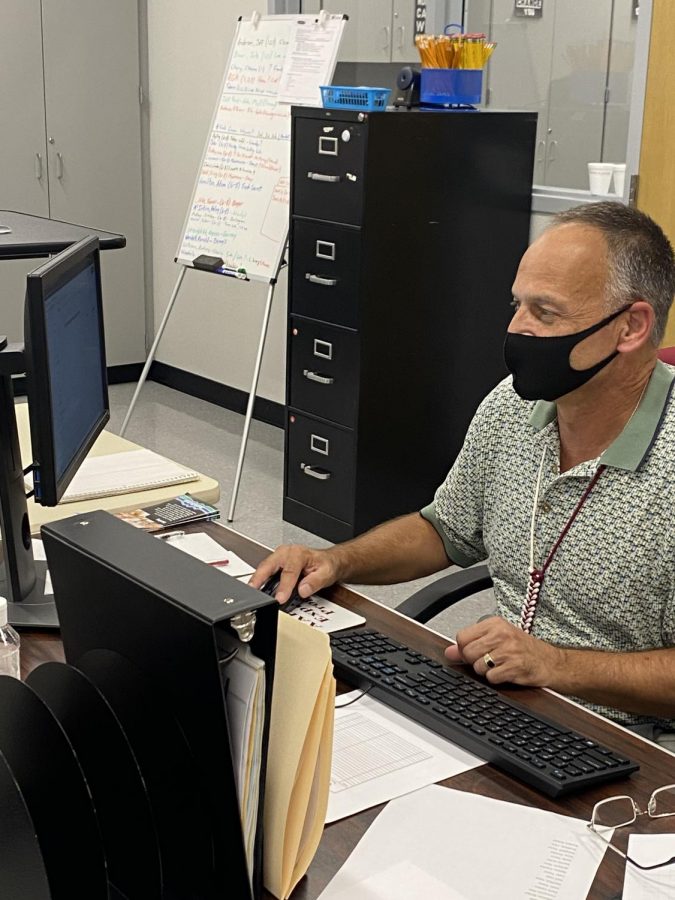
[{"left": 528, "top": 360, "right": 675, "bottom": 472}]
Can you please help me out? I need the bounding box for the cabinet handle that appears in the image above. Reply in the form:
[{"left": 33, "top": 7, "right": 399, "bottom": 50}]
[
  {"left": 56, "top": 152, "right": 64, "bottom": 180},
  {"left": 35, "top": 153, "right": 43, "bottom": 180},
  {"left": 536, "top": 140, "right": 545, "bottom": 165},
  {"left": 382, "top": 25, "right": 391, "bottom": 51},
  {"left": 397, "top": 25, "right": 405, "bottom": 51},
  {"left": 305, "top": 273, "right": 337, "bottom": 287},
  {"left": 547, "top": 140, "right": 558, "bottom": 164},
  {"left": 307, "top": 171, "right": 341, "bottom": 183},
  {"left": 301, "top": 463, "right": 331, "bottom": 481},
  {"left": 303, "top": 369, "right": 334, "bottom": 385}
]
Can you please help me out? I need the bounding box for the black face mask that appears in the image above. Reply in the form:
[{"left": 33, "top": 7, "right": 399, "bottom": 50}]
[{"left": 503, "top": 305, "right": 631, "bottom": 402}]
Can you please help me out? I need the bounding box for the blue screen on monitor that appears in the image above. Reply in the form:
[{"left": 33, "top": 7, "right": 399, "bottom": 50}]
[{"left": 44, "top": 260, "right": 106, "bottom": 482}]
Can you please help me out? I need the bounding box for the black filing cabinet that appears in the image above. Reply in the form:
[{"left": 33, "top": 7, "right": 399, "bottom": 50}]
[{"left": 284, "top": 107, "right": 537, "bottom": 543}]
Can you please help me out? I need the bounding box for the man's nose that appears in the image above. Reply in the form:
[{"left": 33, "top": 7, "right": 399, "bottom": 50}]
[{"left": 507, "top": 305, "right": 534, "bottom": 334}]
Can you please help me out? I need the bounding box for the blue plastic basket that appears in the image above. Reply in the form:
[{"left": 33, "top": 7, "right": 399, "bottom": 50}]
[
  {"left": 320, "top": 85, "right": 391, "bottom": 112},
  {"left": 420, "top": 69, "right": 483, "bottom": 107}
]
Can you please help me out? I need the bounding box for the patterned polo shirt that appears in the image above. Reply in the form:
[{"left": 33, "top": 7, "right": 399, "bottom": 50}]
[{"left": 421, "top": 360, "right": 675, "bottom": 728}]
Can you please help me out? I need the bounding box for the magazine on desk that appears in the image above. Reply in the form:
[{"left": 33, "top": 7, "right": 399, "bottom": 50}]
[{"left": 115, "top": 494, "right": 220, "bottom": 531}]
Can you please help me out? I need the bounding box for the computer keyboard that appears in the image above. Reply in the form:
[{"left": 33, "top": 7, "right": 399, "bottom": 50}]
[{"left": 330, "top": 628, "right": 639, "bottom": 798}]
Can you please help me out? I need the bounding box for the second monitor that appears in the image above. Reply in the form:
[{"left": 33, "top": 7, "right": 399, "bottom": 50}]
[{"left": 0, "top": 235, "right": 109, "bottom": 627}]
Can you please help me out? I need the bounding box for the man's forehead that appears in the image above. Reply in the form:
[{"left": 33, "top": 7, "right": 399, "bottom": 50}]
[{"left": 513, "top": 223, "right": 609, "bottom": 299}]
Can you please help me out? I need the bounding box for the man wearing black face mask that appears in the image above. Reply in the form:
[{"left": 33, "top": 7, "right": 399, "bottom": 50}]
[{"left": 252, "top": 202, "right": 675, "bottom": 737}]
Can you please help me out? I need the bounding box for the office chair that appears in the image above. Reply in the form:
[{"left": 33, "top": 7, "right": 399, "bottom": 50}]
[
  {"left": 399, "top": 347, "right": 675, "bottom": 624},
  {"left": 658, "top": 346, "right": 675, "bottom": 366}
]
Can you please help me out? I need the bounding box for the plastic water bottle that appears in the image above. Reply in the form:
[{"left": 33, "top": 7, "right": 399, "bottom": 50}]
[{"left": 0, "top": 597, "right": 20, "bottom": 679}]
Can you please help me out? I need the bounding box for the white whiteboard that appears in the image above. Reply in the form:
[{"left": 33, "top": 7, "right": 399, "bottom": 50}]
[{"left": 176, "top": 13, "right": 345, "bottom": 284}]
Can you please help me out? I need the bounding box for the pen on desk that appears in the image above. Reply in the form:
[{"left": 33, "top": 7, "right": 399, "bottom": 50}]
[
  {"left": 208, "top": 559, "right": 230, "bottom": 567},
  {"left": 156, "top": 530, "right": 186, "bottom": 540}
]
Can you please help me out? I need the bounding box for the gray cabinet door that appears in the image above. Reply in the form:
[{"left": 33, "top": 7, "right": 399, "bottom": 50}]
[
  {"left": 474, "top": 0, "right": 555, "bottom": 186},
  {"left": 391, "top": 0, "right": 418, "bottom": 63},
  {"left": 544, "top": 0, "right": 612, "bottom": 189},
  {"left": 0, "top": 1, "right": 50, "bottom": 344},
  {"left": 0, "top": 0, "right": 49, "bottom": 217},
  {"left": 321, "top": 0, "right": 394, "bottom": 62},
  {"left": 41, "top": 0, "right": 145, "bottom": 365}
]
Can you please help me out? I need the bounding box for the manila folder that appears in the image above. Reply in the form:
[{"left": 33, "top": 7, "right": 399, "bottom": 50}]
[{"left": 263, "top": 613, "right": 335, "bottom": 899}]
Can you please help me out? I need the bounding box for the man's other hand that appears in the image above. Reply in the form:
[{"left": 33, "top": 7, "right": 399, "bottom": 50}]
[{"left": 445, "top": 616, "right": 564, "bottom": 688}]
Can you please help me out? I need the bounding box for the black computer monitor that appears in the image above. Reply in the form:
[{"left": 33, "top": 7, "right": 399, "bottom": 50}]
[
  {"left": 25, "top": 235, "right": 109, "bottom": 505},
  {"left": 0, "top": 235, "right": 110, "bottom": 627}
]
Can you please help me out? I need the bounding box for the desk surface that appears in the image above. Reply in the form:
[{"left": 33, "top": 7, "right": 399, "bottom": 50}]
[
  {"left": 0, "top": 209, "right": 125, "bottom": 259},
  {"left": 21, "top": 523, "right": 675, "bottom": 900},
  {"left": 15, "top": 402, "right": 220, "bottom": 535}
]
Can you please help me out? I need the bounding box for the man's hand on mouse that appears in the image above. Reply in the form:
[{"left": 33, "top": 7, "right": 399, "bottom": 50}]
[{"left": 250, "top": 545, "right": 339, "bottom": 604}]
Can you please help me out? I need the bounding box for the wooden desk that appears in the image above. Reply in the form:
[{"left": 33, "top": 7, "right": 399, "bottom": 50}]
[
  {"left": 15, "top": 402, "right": 220, "bottom": 535},
  {"left": 20, "top": 523, "right": 675, "bottom": 900}
]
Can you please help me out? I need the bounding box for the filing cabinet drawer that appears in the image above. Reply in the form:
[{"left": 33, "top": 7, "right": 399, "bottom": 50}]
[
  {"left": 293, "top": 118, "right": 366, "bottom": 225},
  {"left": 290, "top": 219, "right": 361, "bottom": 329},
  {"left": 289, "top": 319, "right": 359, "bottom": 428},
  {"left": 286, "top": 412, "right": 355, "bottom": 524}
]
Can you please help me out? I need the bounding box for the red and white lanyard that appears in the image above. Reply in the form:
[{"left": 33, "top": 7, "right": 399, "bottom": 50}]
[{"left": 520, "top": 447, "right": 606, "bottom": 633}]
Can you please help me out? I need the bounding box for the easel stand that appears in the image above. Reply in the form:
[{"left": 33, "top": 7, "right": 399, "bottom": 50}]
[{"left": 120, "top": 255, "right": 285, "bottom": 522}]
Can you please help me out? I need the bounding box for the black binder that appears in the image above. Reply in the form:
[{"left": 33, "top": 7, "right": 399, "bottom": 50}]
[{"left": 0, "top": 510, "right": 277, "bottom": 900}]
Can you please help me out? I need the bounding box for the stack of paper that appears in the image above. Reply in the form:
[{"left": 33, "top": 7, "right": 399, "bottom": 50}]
[
  {"left": 264, "top": 613, "right": 335, "bottom": 899},
  {"left": 223, "top": 645, "right": 266, "bottom": 879},
  {"left": 54, "top": 449, "right": 199, "bottom": 502}
]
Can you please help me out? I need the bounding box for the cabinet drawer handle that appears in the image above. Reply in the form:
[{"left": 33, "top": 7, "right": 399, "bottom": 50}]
[
  {"left": 35, "top": 153, "right": 43, "bottom": 180},
  {"left": 56, "top": 152, "right": 64, "bottom": 180},
  {"left": 305, "top": 273, "right": 337, "bottom": 287},
  {"left": 303, "top": 369, "right": 334, "bottom": 385},
  {"left": 301, "top": 463, "right": 331, "bottom": 481},
  {"left": 307, "top": 172, "right": 341, "bottom": 183}
]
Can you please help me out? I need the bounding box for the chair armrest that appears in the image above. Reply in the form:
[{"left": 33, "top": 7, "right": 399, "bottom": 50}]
[{"left": 396, "top": 565, "right": 493, "bottom": 624}]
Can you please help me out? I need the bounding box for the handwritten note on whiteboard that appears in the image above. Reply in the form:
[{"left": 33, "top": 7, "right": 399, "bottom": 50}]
[{"left": 176, "top": 14, "right": 345, "bottom": 283}]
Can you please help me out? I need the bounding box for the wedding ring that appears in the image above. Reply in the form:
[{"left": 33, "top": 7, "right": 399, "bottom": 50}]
[{"left": 483, "top": 652, "right": 496, "bottom": 670}]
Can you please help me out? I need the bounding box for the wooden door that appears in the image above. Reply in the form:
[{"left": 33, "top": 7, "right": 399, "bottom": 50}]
[{"left": 637, "top": 1, "right": 675, "bottom": 346}]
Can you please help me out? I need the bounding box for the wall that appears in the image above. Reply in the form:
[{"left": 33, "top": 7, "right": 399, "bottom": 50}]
[
  {"left": 142, "top": 6, "right": 568, "bottom": 404},
  {"left": 146, "top": 0, "right": 287, "bottom": 404}
]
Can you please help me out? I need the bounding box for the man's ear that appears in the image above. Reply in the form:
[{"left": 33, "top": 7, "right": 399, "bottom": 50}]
[{"left": 616, "top": 301, "right": 654, "bottom": 353}]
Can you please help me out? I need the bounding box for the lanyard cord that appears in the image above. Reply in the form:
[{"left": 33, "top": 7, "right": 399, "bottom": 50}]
[{"left": 520, "top": 447, "right": 606, "bottom": 633}]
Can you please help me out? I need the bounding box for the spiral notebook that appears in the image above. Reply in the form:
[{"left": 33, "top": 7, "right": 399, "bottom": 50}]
[{"left": 56, "top": 449, "right": 199, "bottom": 503}]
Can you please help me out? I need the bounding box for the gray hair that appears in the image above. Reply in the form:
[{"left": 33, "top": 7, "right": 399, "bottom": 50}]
[{"left": 551, "top": 202, "right": 675, "bottom": 345}]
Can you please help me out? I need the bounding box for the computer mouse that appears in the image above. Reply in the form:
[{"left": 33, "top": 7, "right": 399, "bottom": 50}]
[{"left": 259, "top": 574, "right": 304, "bottom": 610}]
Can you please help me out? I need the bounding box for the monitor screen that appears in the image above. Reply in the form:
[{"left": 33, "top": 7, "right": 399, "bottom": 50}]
[{"left": 25, "top": 236, "right": 110, "bottom": 506}]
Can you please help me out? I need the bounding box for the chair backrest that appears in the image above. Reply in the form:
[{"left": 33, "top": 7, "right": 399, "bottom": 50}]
[{"left": 658, "top": 347, "right": 675, "bottom": 366}]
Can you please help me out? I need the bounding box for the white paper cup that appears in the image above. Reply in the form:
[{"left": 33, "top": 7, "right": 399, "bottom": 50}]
[
  {"left": 588, "top": 162, "right": 614, "bottom": 195},
  {"left": 612, "top": 163, "right": 626, "bottom": 196}
]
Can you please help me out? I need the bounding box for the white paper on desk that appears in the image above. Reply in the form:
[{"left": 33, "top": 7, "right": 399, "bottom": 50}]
[
  {"left": 31, "top": 540, "right": 53, "bottom": 595},
  {"left": 623, "top": 834, "right": 675, "bottom": 898},
  {"left": 285, "top": 597, "right": 366, "bottom": 634},
  {"left": 161, "top": 532, "right": 255, "bottom": 577},
  {"left": 27, "top": 449, "right": 199, "bottom": 502},
  {"left": 326, "top": 692, "right": 481, "bottom": 823},
  {"left": 32, "top": 539, "right": 46, "bottom": 562},
  {"left": 320, "top": 784, "right": 610, "bottom": 900}
]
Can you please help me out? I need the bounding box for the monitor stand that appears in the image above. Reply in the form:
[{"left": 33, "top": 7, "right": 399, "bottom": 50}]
[
  {"left": 1, "top": 563, "right": 56, "bottom": 629},
  {"left": 0, "top": 350, "right": 58, "bottom": 630}
]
